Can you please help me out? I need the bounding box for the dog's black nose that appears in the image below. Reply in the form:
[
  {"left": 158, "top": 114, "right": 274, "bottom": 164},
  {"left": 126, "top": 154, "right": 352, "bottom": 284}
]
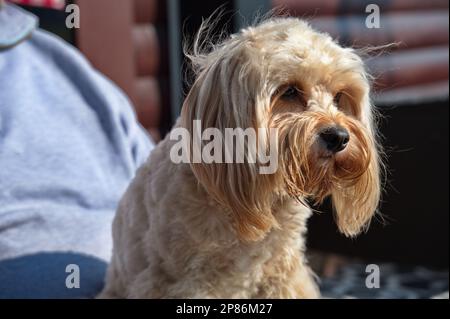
[{"left": 319, "top": 126, "right": 350, "bottom": 153}]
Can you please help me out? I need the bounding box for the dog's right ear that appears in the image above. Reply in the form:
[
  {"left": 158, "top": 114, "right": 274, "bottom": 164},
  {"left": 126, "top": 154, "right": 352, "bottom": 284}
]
[{"left": 180, "top": 43, "right": 279, "bottom": 242}]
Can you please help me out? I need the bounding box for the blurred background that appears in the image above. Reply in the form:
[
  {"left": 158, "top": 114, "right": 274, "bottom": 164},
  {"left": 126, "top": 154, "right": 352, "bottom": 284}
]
[{"left": 9, "top": 0, "right": 449, "bottom": 298}]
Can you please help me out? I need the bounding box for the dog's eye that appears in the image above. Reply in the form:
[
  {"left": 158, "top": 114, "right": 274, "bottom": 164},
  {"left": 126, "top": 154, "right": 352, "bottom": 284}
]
[
  {"left": 334, "top": 92, "right": 343, "bottom": 105},
  {"left": 281, "top": 86, "right": 301, "bottom": 100},
  {"left": 334, "top": 91, "right": 357, "bottom": 116}
]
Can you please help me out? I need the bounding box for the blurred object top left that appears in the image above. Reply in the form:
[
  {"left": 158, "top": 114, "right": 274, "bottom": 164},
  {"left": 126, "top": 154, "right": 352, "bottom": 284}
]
[
  {"left": 0, "top": 1, "right": 38, "bottom": 48},
  {"left": 6, "top": 0, "right": 65, "bottom": 10}
]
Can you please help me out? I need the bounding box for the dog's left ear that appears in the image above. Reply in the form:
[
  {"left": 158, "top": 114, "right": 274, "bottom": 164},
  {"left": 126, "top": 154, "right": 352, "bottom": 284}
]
[
  {"left": 181, "top": 42, "right": 278, "bottom": 242},
  {"left": 332, "top": 75, "right": 382, "bottom": 237}
]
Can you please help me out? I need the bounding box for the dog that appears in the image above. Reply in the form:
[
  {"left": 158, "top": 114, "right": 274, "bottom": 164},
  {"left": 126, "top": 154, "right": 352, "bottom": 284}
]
[{"left": 99, "top": 17, "right": 381, "bottom": 298}]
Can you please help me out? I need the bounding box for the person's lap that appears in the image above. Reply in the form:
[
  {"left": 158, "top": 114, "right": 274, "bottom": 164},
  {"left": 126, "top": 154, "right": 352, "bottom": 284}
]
[{"left": 0, "top": 3, "right": 153, "bottom": 298}]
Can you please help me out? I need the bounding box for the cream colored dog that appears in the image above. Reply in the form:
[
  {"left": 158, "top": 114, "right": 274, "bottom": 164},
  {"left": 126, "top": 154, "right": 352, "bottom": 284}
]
[{"left": 99, "top": 17, "right": 381, "bottom": 299}]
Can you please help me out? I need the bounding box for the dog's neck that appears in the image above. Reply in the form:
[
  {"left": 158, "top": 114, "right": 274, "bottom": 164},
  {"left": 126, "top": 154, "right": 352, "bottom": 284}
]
[{"left": 182, "top": 163, "right": 311, "bottom": 245}]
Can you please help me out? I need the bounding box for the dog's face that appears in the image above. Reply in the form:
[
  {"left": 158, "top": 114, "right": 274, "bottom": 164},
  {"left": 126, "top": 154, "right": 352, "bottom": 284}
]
[{"left": 182, "top": 18, "right": 381, "bottom": 241}]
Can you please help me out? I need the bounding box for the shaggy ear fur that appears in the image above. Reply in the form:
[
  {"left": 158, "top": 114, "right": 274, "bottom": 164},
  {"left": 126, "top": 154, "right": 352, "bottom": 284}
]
[
  {"left": 331, "top": 73, "right": 382, "bottom": 237},
  {"left": 180, "top": 39, "right": 278, "bottom": 242}
]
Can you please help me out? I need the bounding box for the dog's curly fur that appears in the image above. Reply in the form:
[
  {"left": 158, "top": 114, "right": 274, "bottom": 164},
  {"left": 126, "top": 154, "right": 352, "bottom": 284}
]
[{"left": 99, "top": 17, "right": 381, "bottom": 298}]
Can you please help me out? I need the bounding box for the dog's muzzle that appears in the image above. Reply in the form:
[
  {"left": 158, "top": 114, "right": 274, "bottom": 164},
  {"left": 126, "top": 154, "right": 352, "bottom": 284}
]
[{"left": 319, "top": 126, "right": 350, "bottom": 153}]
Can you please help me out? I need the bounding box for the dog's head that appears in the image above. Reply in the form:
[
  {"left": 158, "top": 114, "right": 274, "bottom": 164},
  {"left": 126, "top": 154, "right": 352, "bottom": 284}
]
[{"left": 181, "top": 18, "right": 382, "bottom": 241}]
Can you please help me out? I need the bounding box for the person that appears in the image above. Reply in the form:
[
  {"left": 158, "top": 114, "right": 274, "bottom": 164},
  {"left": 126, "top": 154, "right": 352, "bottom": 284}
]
[{"left": 0, "top": 1, "right": 154, "bottom": 298}]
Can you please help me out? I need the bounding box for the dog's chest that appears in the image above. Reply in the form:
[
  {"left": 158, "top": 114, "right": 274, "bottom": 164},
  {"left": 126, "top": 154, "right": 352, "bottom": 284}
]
[{"left": 193, "top": 208, "right": 309, "bottom": 297}]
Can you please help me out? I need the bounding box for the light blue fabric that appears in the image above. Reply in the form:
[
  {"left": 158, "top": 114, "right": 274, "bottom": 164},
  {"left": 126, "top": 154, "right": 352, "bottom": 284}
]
[
  {"left": 0, "top": 3, "right": 154, "bottom": 298},
  {"left": 0, "top": 3, "right": 38, "bottom": 49}
]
